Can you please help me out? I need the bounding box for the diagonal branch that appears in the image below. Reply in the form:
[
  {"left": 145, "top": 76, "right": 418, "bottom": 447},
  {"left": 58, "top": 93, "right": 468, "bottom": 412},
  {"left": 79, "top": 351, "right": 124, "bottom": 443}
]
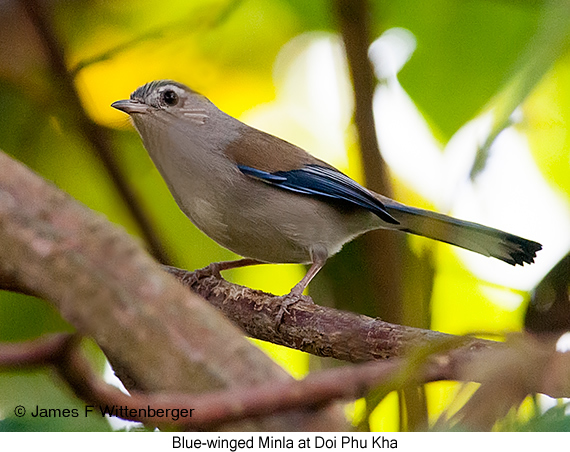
[{"left": 19, "top": 0, "right": 170, "bottom": 264}]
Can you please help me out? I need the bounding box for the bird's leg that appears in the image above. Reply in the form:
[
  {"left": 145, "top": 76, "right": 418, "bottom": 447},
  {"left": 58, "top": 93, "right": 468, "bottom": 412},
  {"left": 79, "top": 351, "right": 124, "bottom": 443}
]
[
  {"left": 275, "top": 250, "right": 327, "bottom": 327},
  {"left": 194, "top": 258, "right": 264, "bottom": 279},
  {"left": 288, "top": 261, "right": 324, "bottom": 299}
]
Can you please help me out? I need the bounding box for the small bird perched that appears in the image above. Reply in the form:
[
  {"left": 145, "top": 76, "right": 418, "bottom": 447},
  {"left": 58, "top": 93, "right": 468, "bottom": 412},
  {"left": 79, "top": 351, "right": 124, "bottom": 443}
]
[{"left": 112, "top": 80, "right": 542, "bottom": 303}]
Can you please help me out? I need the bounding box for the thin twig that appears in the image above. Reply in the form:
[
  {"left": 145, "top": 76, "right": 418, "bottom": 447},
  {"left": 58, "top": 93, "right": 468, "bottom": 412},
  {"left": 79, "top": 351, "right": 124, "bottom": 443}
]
[{"left": 0, "top": 334, "right": 74, "bottom": 367}]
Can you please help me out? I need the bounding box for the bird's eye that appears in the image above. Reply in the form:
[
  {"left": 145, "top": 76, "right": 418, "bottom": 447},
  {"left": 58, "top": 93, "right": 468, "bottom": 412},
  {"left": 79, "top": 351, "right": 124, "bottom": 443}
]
[{"left": 162, "top": 89, "right": 179, "bottom": 106}]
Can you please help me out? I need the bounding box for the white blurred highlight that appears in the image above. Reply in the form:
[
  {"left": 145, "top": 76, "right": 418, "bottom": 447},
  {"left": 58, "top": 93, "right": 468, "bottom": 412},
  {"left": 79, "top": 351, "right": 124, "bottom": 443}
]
[
  {"left": 103, "top": 361, "right": 142, "bottom": 431},
  {"left": 370, "top": 27, "right": 569, "bottom": 293},
  {"left": 242, "top": 33, "right": 353, "bottom": 170}
]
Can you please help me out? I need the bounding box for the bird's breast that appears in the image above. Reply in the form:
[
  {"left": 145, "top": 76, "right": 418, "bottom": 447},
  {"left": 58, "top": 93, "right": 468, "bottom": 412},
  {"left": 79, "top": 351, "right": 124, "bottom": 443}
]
[{"left": 183, "top": 177, "right": 380, "bottom": 264}]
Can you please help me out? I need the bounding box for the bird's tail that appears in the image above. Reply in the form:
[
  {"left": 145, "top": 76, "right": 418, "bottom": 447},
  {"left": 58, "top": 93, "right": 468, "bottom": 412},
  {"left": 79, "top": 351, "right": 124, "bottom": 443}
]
[{"left": 381, "top": 199, "right": 542, "bottom": 266}]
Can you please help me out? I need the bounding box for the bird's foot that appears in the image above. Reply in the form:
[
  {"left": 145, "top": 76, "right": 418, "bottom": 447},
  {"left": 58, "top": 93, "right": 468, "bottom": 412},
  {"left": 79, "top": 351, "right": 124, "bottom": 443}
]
[
  {"left": 186, "top": 262, "right": 224, "bottom": 286},
  {"left": 274, "top": 292, "right": 313, "bottom": 330}
]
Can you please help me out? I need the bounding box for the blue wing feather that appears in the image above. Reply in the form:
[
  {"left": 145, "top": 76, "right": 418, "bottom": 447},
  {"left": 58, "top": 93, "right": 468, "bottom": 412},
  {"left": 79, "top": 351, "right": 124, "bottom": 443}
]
[{"left": 238, "top": 164, "right": 399, "bottom": 224}]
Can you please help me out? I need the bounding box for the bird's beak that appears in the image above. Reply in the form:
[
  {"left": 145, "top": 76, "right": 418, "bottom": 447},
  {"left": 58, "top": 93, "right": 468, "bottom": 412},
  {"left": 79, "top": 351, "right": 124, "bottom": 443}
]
[{"left": 111, "top": 99, "right": 149, "bottom": 114}]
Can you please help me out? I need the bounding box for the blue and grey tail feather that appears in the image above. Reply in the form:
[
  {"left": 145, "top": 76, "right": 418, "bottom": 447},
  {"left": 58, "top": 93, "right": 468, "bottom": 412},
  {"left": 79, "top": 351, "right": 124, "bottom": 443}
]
[{"left": 383, "top": 201, "right": 541, "bottom": 266}]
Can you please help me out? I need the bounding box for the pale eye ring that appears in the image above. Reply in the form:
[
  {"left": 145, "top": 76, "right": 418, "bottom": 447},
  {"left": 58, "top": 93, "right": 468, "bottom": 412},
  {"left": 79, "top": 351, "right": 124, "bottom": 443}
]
[{"left": 162, "top": 89, "right": 179, "bottom": 106}]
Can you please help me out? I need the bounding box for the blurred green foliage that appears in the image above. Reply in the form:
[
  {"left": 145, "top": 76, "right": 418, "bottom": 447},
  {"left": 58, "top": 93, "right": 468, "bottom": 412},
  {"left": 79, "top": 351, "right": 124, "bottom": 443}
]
[{"left": 1, "top": 0, "right": 569, "bottom": 431}]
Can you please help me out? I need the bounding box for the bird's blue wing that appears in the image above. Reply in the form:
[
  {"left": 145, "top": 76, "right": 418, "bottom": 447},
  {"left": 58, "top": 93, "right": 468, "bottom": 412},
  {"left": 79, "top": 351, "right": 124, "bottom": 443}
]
[{"left": 238, "top": 164, "right": 399, "bottom": 224}]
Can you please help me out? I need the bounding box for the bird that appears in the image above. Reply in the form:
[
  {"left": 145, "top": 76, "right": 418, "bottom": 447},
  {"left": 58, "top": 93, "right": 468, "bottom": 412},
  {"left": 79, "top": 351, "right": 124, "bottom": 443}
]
[{"left": 112, "top": 79, "right": 542, "bottom": 307}]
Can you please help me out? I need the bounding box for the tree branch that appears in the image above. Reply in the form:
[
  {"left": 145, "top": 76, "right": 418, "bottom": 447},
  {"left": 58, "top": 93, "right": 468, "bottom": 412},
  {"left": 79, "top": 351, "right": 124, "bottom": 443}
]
[{"left": 165, "top": 266, "right": 493, "bottom": 362}]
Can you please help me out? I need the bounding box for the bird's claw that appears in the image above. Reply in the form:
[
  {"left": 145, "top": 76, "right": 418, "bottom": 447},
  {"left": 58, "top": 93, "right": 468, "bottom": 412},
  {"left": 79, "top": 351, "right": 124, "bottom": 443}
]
[
  {"left": 192, "top": 262, "right": 223, "bottom": 280},
  {"left": 274, "top": 293, "right": 313, "bottom": 330}
]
